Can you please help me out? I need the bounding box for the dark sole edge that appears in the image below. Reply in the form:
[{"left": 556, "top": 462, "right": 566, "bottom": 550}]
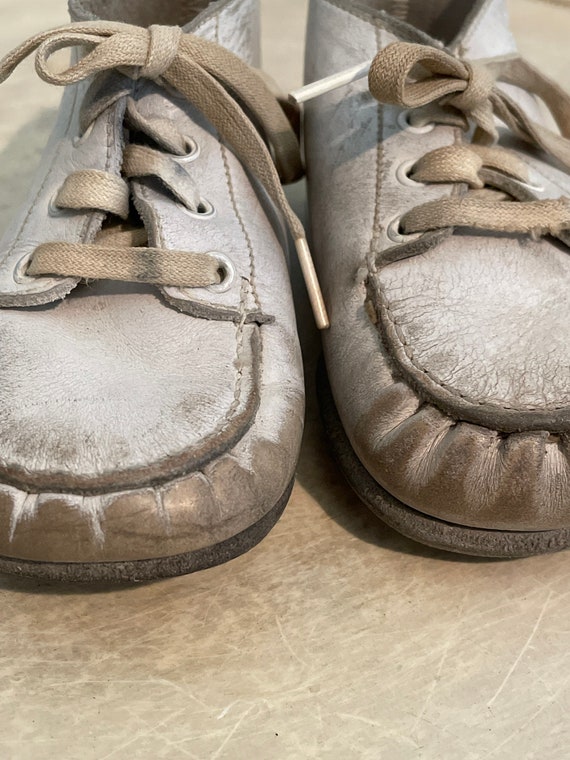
[
  {"left": 0, "top": 479, "right": 294, "bottom": 582},
  {"left": 317, "top": 360, "right": 570, "bottom": 559}
]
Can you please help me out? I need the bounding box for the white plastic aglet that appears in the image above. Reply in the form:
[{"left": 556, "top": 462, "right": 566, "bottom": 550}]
[
  {"left": 289, "top": 60, "right": 373, "bottom": 105},
  {"left": 295, "top": 237, "right": 330, "bottom": 330}
]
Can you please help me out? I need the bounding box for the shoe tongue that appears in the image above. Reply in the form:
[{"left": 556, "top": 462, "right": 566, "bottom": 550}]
[
  {"left": 449, "top": 0, "right": 517, "bottom": 58},
  {"left": 68, "top": 0, "right": 259, "bottom": 62},
  {"left": 69, "top": 0, "right": 214, "bottom": 25},
  {"left": 448, "top": 0, "right": 547, "bottom": 125}
]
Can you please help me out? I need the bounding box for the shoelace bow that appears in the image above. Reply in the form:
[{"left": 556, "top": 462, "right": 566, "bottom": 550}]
[
  {"left": 366, "top": 42, "right": 570, "bottom": 244},
  {"left": 0, "top": 22, "right": 329, "bottom": 328},
  {"left": 292, "top": 41, "right": 570, "bottom": 250}
]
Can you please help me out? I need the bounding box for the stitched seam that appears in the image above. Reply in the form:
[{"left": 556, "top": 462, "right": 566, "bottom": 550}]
[
  {"left": 214, "top": 6, "right": 221, "bottom": 41},
  {"left": 213, "top": 6, "right": 261, "bottom": 311},
  {"left": 220, "top": 145, "right": 261, "bottom": 311},
  {"left": 364, "top": 26, "right": 386, "bottom": 280},
  {"left": 137, "top": 181, "right": 245, "bottom": 427},
  {"left": 367, "top": 26, "right": 384, "bottom": 275},
  {"left": 75, "top": 88, "right": 119, "bottom": 244},
  {"left": 214, "top": 10, "right": 260, "bottom": 312},
  {"left": 376, "top": 279, "right": 570, "bottom": 412},
  {"left": 72, "top": 90, "right": 119, "bottom": 246}
]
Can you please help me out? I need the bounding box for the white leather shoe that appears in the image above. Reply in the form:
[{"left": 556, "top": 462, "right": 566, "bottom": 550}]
[
  {"left": 301, "top": 0, "right": 570, "bottom": 557},
  {"left": 0, "top": 0, "right": 305, "bottom": 580}
]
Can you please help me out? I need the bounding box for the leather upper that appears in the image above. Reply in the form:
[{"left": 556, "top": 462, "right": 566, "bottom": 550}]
[
  {"left": 305, "top": 0, "right": 570, "bottom": 530},
  {"left": 0, "top": 0, "right": 304, "bottom": 561}
]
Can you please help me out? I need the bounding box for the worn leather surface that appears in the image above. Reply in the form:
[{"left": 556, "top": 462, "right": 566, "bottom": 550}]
[
  {"left": 0, "top": 0, "right": 304, "bottom": 562},
  {"left": 305, "top": 0, "right": 570, "bottom": 530},
  {"left": 0, "top": 81, "right": 120, "bottom": 306},
  {"left": 129, "top": 90, "right": 281, "bottom": 322}
]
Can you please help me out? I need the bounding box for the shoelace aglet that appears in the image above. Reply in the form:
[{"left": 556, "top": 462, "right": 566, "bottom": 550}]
[
  {"left": 295, "top": 237, "right": 330, "bottom": 329},
  {"left": 289, "top": 61, "right": 372, "bottom": 105}
]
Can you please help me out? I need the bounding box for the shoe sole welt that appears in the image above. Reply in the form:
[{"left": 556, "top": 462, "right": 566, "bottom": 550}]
[
  {"left": 318, "top": 360, "right": 570, "bottom": 559},
  {"left": 0, "top": 479, "right": 293, "bottom": 582}
]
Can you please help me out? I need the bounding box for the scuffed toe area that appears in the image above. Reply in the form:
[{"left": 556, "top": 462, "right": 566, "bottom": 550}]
[
  {"left": 0, "top": 285, "right": 263, "bottom": 493},
  {"left": 0, "top": 421, "right": 302, "bottom": 564},
  {"left": 0, "top": 309, "right": 305, "bottom": 565},
  {"left": 345, "top": 378, "right": 570, "bottom": 532}
]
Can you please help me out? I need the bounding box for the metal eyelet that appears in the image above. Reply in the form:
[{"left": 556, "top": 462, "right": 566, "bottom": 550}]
[
  {"left": 13, "top": 252, "right": 34, "bottom": 283},
  {"left": 513, "top": 179, "right": 546, "bottom": 194},
  {"left": 395, "top": 159, "right": 423, "bottom": 187},
  {"left": 183, "top": 198, "right": 216, "bottom": 219},
  {"left": 386, "top": 216, "right": 421, "bottom": 244},
  {"left": 174, "top": 137, "right": 200, "bottom": 163},
  {"left": 208, "top": 252, "right": 236, "bottom": 294},
  {"left": 72, "top": 122, "right": 94, "bottom": 148},
  {"left": 397, "top": 110, "right": 435, "bottom": 135},
  {"left": 48, "top": 193, "right": 65, "bottom": 216}
]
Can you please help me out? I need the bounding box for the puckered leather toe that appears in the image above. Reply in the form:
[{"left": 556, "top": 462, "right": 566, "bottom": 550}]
[
  {"left": 306, "top": 0, "right": 570, "bottom": 544},
  {"left": 0, "top": 380, "right": 303, "bottom": 563},
  {"left": 0, "top": 0, "right": 305, "bottom": 576},
  {"left": 349, "top": 378, "right": 570, "bottom": 532}
]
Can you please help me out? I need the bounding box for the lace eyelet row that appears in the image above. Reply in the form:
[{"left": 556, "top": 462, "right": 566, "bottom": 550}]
[
  {"left": 31, "top": 132, "right": 233, "bottom": 292},
  {"left": 172, "top": 136, "right": 216, "bottom": 219},
  {"left": 170, "top": 137, "right": 232, "bottom": 291},
  {"left": 385, "top": 111, "right": 435, "bottom": 243}
]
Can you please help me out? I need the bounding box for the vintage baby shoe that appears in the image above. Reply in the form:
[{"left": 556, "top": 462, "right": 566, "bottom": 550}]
[
  {"left": 299, "top": 0, "right": 570, "bottom": 557},
  {"left": 0, "top": 0, "right": 315, "bottom": 581}
]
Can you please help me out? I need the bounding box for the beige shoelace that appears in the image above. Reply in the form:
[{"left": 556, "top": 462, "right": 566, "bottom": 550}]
[
  {"left": 0, "top": 22, "right": 329, "bottom": 328},
  {"left": 366, "top": 42, "right": 570, "bottom": 241}
]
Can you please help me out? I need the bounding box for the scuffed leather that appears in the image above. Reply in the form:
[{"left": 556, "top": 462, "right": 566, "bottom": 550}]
[
  {"left": 305, "top": 0, "right": 570, "bottom": 530},
  {"left": 454, "top": 0, "right": 516, "bottom": 58},
  {"left": 71, "top": 0, "right": 261, "bottom": 66},
  {"left": 0, "top": 312, "right": 303, "bottom": 560},
  {"left": 0, "top": 0, "right": 304, "bottom": 561},
  {"left": 128, "top": 87, "right": 279, "bottom": 322},
  {"left": 0, "top": 294, "right": 260, "bottom": 490},
  {"left": 0, "top": 82, "right": 124, "bottom": 305},
  {"left": 373, "top": 228, "right": 570, "bottom": 428}
]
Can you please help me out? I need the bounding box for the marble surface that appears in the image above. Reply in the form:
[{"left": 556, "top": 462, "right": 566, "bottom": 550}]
[{"left": 1, "top": 0, "right": 570, "bottom": 758}]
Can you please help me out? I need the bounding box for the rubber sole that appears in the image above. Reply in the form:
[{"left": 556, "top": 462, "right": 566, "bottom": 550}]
[
  {"left": 0, "top": 478, "right": 294, "bottom": 582},
  {"left": 317, "top": 360, "right": 570, "bottom": 558}
]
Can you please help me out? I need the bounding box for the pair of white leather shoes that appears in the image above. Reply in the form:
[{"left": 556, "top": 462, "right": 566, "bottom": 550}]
[{"left": 0, "top": 0, "right": 569, "bottom": 581}]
